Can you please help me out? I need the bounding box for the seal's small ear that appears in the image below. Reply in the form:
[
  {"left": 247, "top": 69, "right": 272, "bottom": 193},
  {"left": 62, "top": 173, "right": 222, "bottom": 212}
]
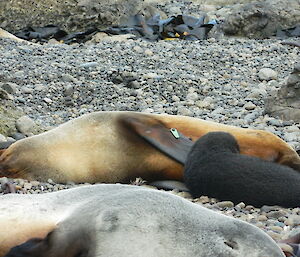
[{"left": 119, "top": 115, "right": 194, "bottom": 164}]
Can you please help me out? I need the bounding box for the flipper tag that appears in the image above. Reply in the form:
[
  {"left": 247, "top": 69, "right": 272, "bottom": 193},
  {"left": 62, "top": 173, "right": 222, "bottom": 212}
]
[{"left": 170, "top": 128, "right": 180, "bottom": 139}]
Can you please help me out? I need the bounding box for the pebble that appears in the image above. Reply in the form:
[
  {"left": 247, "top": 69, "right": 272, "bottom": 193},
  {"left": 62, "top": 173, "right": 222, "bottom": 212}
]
[
  {"left": 64, "top": 84, "right": 75, "bottom": 96},
  {"left": 257, "top": 215, "right": 268, "bottom": 222},
  {"left": 216, "top": 201, "right": 234, "bottom": 208},
  {"left": 23, "top": 182, "right": 32, "bottom": 190},
  {"left": 0, "top": 134, "right": 6, "bottom": 142},
  {"left": 244, "top": 102, "right": 256, "bottom": 110},
  {"left": 236, "top": 202, "right": 246, "bottom": 209},
  {"left": 15, "top": 116, "right": 35, "bottom": 135},
  {"left": 266, "top": 210, "right": 287, "bottom": 219},
  {"left": 284, "top": 132, "right": 300, "bottom": 142},
  {"left": 80, "top": 62, "right": 98, "bottom": 68},
  {"left": 43, "top": 97, "right": 53, "bottom": 104},
  {"left": 10, "top": 132, "right": 25, "bottom": 140},
  {"left": 258, "top": 68, "right": 278, "bottom": 81},
  {"left": 285, "top": 215, "right": 300, "bottom": 226},
  {"left": 144, "top": 49, "right": 153, "bottom": 56},
  {"left": 1, "top": 82, "right": 17, "bottom": 94}
]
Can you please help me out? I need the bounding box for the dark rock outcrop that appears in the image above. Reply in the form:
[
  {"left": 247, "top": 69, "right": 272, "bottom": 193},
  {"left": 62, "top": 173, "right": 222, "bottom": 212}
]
[
  {"left": 222, "top": 0, "right": 300, "bottom": 38},
  {"left": 0, "top": 0, "right": 149, "bottom": 33},
  {"left": 265, "top": 61, "right": 300, "bottom": 122}
]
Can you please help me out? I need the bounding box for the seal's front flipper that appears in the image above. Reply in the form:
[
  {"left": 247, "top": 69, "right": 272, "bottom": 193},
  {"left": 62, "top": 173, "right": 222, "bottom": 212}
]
[
  {"left": 120, "top": 116, "right": 194, "bottom": 164},
  {"left": 150, "top": 180, "right": 189, "bottom": 192}
]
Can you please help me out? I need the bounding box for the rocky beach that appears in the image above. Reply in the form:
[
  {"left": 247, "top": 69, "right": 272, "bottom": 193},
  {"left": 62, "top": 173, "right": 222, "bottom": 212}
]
[{"left": 0, "top": 0, "right": 300, "bottom": 249}]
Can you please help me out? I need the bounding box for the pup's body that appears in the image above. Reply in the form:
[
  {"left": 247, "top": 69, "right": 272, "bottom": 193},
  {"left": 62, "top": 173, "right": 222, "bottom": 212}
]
[{"left": 184, "top": 132, "right": 300, "bottom": 207}]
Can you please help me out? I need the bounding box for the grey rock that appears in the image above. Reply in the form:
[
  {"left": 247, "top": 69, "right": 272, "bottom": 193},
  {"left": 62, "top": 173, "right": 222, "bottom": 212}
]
[
  {"left": 133, "top": 46, "right": 144, "bottom": 53},
  {"left": 285, "top": 215, "right": 300, "bottom": 226},
  {"left": 216, "top": 201, "right": 234, "bottom": 208},
  {"left": 64, "top": 84, "right": 75, "bottom": 96},
  {"left": 284, "top": 132, "right": 300, "bottom": 142},
  {"left": 247, "top": 88, "right": 267, "bottom": 98},
  {"left": 127, "top": 81, "right": 141, "bottom": 89},
  {"left": 266, "top": 210, "right": 288, "bottom": 219},
  {"left": 10, "top": 132, "right": 25, "bottom": 140},
  {"left": 177, "top": 106, "right": 192, "bottom": 116},
  {"left": 144, "top": 49, "right": 153, "bottom": 56},
  {"left": 222, "top": 0, "right": 300, "bottom": 38},
  {"left": 265, "top": 61, "right": 300, "bottom": 122},
  {"left": 244, "top": 102, "right": 256, "bottom": 110},
  {"left": 21, "top": 86, "right": 34, "bottom": 94},
  {"left": 80, "top": 62, "right": 98, "bottom": 68},
  {"left": 102, "top": 34, "right": 136, "bottom": 42},
  {"left": 0, "top": 133, "right": 6, "bottom": 142},
  {"left": 0, "top": 176, "right": 8, "bottom": 184},
  {"left": 61, "top": 74, "right": 75, "bottom": 82},
  {"left": 43, "top": 97, "right": 53, "bottom": 104},
  {"left": 267, "top": 119, "right": 283, "bottom": 127},
  {"left": 6, "top": 137, "right": 16, "bottom": 143},
  {"left": 0, "top": 88, "right": 13, "bottom": 100},
  {"left": 15, "top": 116, "right": 36, "bottom": 135},
  {"left": 186, "top": 92, "right": 199, "bottom": 101},
  {"left": 258, "top": 68, "right": 278, "bottom": 81},
  {"left": 23, "top": 182, "right": 32, "bottom": 190},
  {"left": 0, "top": 82, "right": 17, "bottom": 94},
  {"left": 143, "top": 72, "right": 161, "bottom": 80},
  {"left": 260, "top": 205, "right": 281, "bottom": 213}
]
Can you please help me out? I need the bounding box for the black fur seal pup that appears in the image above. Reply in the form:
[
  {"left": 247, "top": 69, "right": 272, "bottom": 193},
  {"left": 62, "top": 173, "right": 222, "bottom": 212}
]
[{"left": 184, "top": 131, "right": 300, "bottom": 208}]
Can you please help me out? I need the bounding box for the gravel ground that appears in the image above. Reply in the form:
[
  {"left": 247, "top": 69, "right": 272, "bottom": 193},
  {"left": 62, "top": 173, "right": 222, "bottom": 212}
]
[{"left": 0, "top": 34, "right": 300, "bottom": 242}]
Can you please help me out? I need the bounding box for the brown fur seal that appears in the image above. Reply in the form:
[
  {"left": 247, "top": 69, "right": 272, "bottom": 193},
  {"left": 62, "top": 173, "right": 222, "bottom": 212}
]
[
  {"left": 0, "top": 184, "right": 285, "bottom": 257},
  {"left": 0, "top": 111, "right": 299, "bottom": 183}
]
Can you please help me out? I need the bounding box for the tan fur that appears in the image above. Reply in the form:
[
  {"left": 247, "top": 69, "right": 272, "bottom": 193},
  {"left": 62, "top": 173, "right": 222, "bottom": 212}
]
[
  {"left": 0, "top": 194, "right": 63, "bottom": 256},
  {"left": 0, "top": 111, "right": 299, "bottom": 183},
  {"left": 0, "top": 28, "right": 24, "bottom": 42}
]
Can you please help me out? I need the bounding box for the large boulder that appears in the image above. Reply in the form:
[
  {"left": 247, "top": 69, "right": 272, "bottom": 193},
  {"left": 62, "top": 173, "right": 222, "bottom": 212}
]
[
  {"left": 0, "top": 0, "right": 154, "bottom": 33},
  {"left": 265, "top": 61, "right": 300, "bottom": 122},
  {"left": 221, "top": 0, "right": 300, "bottom": 38}
]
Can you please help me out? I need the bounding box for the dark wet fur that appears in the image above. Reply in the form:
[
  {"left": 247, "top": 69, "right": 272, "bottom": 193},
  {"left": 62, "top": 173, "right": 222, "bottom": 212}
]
[{"left": 184, "top": 132, "right": 300, "bottom": 208}]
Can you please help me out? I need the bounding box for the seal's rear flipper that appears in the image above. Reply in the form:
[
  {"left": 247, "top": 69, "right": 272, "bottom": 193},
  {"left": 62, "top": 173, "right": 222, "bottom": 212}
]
[
  {"left": 279, "top": 233, "right": 300, "bottom": 257},
  {"left": 120, "top": 115, "right": 194, "bottom": 164}
]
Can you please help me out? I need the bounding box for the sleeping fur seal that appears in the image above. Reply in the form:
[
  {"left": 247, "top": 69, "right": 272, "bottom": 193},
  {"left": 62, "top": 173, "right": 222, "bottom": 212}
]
[
  {"left": 0, "top": 184, "right": 285, "bottom": 257},
  {"left": 184, "top": 132, "right": 300, "bottom": 208},
  {"left": 0, "top": 111, "right": 299, "bottom": 183}
]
